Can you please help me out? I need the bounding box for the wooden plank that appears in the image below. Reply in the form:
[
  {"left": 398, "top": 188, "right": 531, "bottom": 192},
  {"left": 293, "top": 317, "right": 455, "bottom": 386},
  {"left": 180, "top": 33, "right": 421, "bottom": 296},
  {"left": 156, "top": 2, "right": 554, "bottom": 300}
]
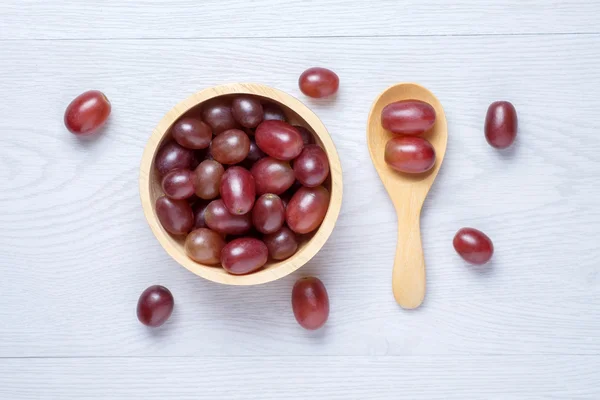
[
  {"left": 0, "top": 35, "right": 598, "bottom": 357},
  {"left": 0, "top": 356, "right": 598, "bottom": 399},
  {"left": 0, "top": 0, "right": 599, "bottom": 40}
]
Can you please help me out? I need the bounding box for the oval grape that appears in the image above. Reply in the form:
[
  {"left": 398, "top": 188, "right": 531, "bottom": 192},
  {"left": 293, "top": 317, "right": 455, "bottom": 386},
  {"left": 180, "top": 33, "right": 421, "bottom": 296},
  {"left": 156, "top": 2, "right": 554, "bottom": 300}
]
[
  {"left": 161, "top": 169, "right": 195, "bottom": 200},
  {"left": 210, "top": 129, "right": 250, "bottom": 165},
  {"left": 155, "top": 196, "right": 194, "bottom": 235},
  {"left": 294, "top": 125, "right": 315, "bottom": 145},
  {"left": 170, "top": 117, "right": 212, "bottom": 149},
  {"left": 251, "top": 157, "right": 295, "bottom": 195},
  {"left": 384, "top": 136, "right": 436, "bottom": 174},
  {"left": 185, "top": 228, "right": 225, "bottom": 265},
  {"left": 220, "top": 166, "right": 256, "bottom": 215},
  {"left": 263, "top": 226, "right": 298, "bottom": 261},
  {"left": 137, "top": 285, "right": 174, "bottom": 327},
  {"left": 252, "top": 194, "right": 285, "bottom": 234},
  {"left": 485, "top": 101, "right": 518, "bottom": 149},
  {"left": 245, "top": 138, "right": 266, "bottom": 165},
  {"left": 262, "top": 103, "right": 287, "bottom": 122},
  {"left": 64, "top": 90, "right": 111, "bottom": 135},
  {"left": 221, "top": 238, "right": 268, "bottom": 275},
  {"left": 255, "top": 120, "right": 304, "bottom": 160},
  {"left": 204, "top": 199, "right": 252, "bottom": 235},
  {"left": 202, "top": 99, "right": 237, "bottom": 133},
  {"left": 232, "top": 96, "right": 264, "bottom": 128},
  {"left": 381, "top": 100, "right": 436, "bottom": 135},
  {"left": 453, "top": 227, "right": 494, "bottom": 265},
  {"left": 298, "top": 67, "right": 339, "bottom": 98},
  {"left": 193, "top": 160, "right": 225, "bottom": 200},
  {"left": 286, "top": 186, "right": 330, "bottom": 234},
  {"left": 293, "top": 144, "right": 330, "bottom": 187},
  {"left": 155, "top": 141, "right": 194, "bottom": 176},
  {"left": 291, "top": 277, "right": 329, "bottom": 330},
  {"left": 193, "top": 201, "right": 209, "bottom": 229}
]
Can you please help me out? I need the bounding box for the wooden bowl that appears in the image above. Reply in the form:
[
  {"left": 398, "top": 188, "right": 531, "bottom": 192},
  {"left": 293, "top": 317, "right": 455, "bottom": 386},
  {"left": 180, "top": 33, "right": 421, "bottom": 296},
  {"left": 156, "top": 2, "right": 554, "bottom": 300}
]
[{"left": 139, "top": 83, "right": 343, "bottom": 285}]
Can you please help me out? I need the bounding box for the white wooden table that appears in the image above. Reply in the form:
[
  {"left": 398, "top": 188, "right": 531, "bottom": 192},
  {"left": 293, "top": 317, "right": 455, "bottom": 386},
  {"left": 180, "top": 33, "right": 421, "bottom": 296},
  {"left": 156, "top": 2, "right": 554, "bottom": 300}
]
[{"left": 1, "top": 1, "right": 599, "bottom": 398}]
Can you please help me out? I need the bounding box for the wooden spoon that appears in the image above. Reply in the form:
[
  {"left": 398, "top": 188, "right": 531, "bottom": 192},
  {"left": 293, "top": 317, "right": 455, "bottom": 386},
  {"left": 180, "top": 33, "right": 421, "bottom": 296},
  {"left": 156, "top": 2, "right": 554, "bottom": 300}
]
[{"left": 367, "top": 83, "right": 448, "bottom": 309}]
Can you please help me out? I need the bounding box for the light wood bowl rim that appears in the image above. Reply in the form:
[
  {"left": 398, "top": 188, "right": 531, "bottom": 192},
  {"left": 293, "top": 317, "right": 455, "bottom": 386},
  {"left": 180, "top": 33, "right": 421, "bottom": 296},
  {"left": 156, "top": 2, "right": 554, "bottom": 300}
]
[{"left": 139, "top": 83, "right": 343, "bottom": 285}]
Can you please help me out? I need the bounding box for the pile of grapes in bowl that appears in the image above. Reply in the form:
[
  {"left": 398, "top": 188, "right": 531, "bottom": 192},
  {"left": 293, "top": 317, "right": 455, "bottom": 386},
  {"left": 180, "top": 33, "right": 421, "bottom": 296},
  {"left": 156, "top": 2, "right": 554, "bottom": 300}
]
[{"left": 139, "top": 83, "right": 343, "bottom": 285}]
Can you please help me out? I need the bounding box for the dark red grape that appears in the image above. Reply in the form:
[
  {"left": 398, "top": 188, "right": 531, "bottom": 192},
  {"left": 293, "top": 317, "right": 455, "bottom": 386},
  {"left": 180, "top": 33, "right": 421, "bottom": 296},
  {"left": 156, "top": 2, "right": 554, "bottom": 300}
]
[
  {"left": 251, "top": 157, "right": 295, "bottom": 195},
  {"left": 170, "top": 117, "right": 212, "bottom": 149},
  {"left": 381, "top": 100, "right": 436, "bottom": 135},
  {"left": 155, "top": 196, "right": 194, "bottom": 235},
  {"left": 204, "top": 199, "right": 252, "bottom": 235},
  {"left": 286, "top": 186, "right": 329, "bottom": 234},
  {"left": 193, "top": 160, "right": 224, "bottom": 200},
  {"left": 485, "top": 101, "right": 517, "bottom": 149},
  {"left": 252, "top": 194, "right": 285, "bottom": 234},
  {"left": 161, "top": 169, "right": 195, "bottom": 200},
  {"left": 193, "top": 201, "right": 209, "bottom": 229},
  {"left": 185, "top": 228, "right": 225, "bottom": 265},
  {"left": 210, "top": 129, "right": 250, "bottom": 165},
  {"left": 262, "top": 103, "right": 287, "bottom": 121},
  {"left": 263, "top": 226, "right": 298, "bottom": 260},
  {"left": 232, "top": 96, "right": 264, "bottom": 128},
  {"left": 255, "top": 120, "right": 304, "bottom": 161},
  {"left": 292, "top": 277, "right": 329, "bottom": 330},
  {"left": 293, "top": 144, "right": 329, "bottom": 187},
  {"left": 201, "top": 99, "right": 237, "bottom": 134},
  {"left": 385, "top": 136, "right": 436, "bottom": 174},
  {"left": 298, "top": 67, "right": 339, "bottom": 98},
  {"left": 155, "top": 141, "right": 194, "bottom": 176},
  {"left": 64, "top": 90, "right": 111, "bottom": 135},
  {"left": 220, "top": 166, "right": 255, "bottom": 215},
  {"left": 245, "top": 138, "right": 266, "bottom": 164},
  {"left": 453, "top": 228, "right": 494, "bottom": 265},
  {"left": 137, "top": 285, "right": 174, "bottom": 327},
  {"left": 221, "top": 238, "right": 268, "bottom": 275},
  {"left": 293, "top": 125, "right": 315, "bottom": 145}
]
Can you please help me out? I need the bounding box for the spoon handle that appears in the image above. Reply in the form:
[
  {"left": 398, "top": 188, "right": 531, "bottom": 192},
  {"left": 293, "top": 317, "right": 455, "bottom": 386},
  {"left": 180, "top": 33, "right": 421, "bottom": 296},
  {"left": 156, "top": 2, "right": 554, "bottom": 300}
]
[{"left": 392, "top": 210, "right": 426, "bottom": 309}]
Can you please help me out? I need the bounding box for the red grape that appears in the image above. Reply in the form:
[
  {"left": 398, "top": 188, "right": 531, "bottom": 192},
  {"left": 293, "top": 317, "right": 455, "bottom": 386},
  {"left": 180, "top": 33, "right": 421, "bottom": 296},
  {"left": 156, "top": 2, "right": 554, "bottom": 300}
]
[
  {"left": 381, "top": 100, "right": 436, "bottom": 135},
  {"left": 293, "top": 144, "right": 330, "bottom": 187},
  {"left": 298, "top": 67, "right": 339, "bottom": 98},
  {"left": 252, "top": 194, "right": 285, "bottom": 234},
  {"left": 251, "top": 157, "right": 295, "bottom": 195},
  {"left": 384, "top": 136, "right": 436, "bottom": 174},
  {"left": 221, "top": 238, "right": 268, "bottom": 275},
  {"left": 294, "top": 125, "right": 315, "bottom": 145},
  {"left": 202, "top": 99, "right": 237, "bottom": 133},
  {"left": 64, "top": 90, "right": 111, "bottom": 135},
  {"left": 204, "top": 199, "right": 252, "bottom": 235},
  {"left": 137, "top": 285, "right": 174, "bottom": 327},
  {"left": 255, "top": 120, "right": 304, "bottom": 161},
  {"left": 232, "top": 96, "right": 264, "bottom": 128},
  {"left": 161, "top": 169, "right": 195, "bottom": 200},
  {"left": 170, "top": 117, "right": 212, "bottom": 149},
  {"left": 263, "top": 226, "right": 298, "bottom": 260},
  {"left": 210, "top": 129, "right": 250, "bottom": 165},
  {"left": 193, "top": 160, "right": 224, "bottom": 200},
  {"left": 453, "top": 228, "right": 494, "bottom": 265},
  {"left": 155, "top": 141, "right": 194, "bottom": 176},
  {"left": 156, "top": 196, "right": 194, "bottom": 235},
  {"left": 220, "top": 166, "right": 255, "bottom": 215},
  {"left": 262, "top": 103, "right": 287, "bottom": 122},
  {"left": 245, "top": 138, "right": 266, "bottom": 164},
  {"left": 185, "top": 228, "right": 225, "bottom": 265},
  {"left": 286, "top": 186, "right": 329, "bottom": 234},
  {"left": 485, "top": 101, "right": 518, "bottom": 149},
  {"left": 291, "top": 277, "right": 329, "bottom": 330},
  {"left": 193, "top": 201, "right": 209, "bottom": 229}
]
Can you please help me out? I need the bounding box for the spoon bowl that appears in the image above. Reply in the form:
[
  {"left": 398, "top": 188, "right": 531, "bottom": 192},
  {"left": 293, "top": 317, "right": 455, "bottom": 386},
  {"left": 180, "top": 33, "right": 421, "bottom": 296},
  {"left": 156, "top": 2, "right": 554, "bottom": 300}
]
[{"left": 367, "top": 83, "right": 448, "bottom": 309}]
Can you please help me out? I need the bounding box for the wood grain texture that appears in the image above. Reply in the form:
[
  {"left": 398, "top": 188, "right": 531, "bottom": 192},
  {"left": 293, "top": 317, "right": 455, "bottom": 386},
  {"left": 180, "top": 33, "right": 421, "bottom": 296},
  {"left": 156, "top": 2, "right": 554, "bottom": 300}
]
[
  {"left": 0, "top": 356, "right": 599, "bottom": 399},
  {"left": 368, "top": 84, "right": 448, "bottom": 309},
  {"left": 140, "top": 83, "right": 342, "bottom": 285},
  {"left": 1, "top": 0, "right": 600, "bottom": 39},
  {"left": 0, "top": 35, "right": 599, "bottom": 360}
]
